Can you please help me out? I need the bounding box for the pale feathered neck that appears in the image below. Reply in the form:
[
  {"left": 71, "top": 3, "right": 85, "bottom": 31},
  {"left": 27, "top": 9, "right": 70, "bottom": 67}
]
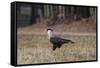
[{"left": 47, "top": 30, "right": 54, "bottom": 39}]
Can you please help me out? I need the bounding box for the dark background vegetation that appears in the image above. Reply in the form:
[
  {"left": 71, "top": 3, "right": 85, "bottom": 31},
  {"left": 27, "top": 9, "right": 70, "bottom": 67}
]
[{"left": 16, "top": 3, "right": 96, "bottom": 28}]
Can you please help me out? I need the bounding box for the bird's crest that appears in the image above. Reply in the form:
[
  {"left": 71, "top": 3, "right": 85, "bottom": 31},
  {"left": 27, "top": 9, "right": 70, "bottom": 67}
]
[{"left": 47, "top": 28, "right": 53, "bottom": 31}]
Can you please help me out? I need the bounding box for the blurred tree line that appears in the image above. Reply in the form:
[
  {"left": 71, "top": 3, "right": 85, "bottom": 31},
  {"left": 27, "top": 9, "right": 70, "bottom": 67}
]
[
  {"left": 16, "top": 3, "right": 97, "bottom": 27},
  {"left": 35, "top": 4, "right": 96, "bottom": 20}
]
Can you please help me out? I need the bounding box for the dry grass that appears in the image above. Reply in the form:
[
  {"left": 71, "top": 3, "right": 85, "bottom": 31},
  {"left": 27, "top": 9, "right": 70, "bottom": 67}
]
[{"left": 17, "top": 33, "right": 96, "bottom": 65}]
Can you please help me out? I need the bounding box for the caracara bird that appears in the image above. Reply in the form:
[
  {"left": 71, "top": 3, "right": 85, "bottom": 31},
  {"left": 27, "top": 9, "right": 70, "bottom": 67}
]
[{"left": 47, "top": 28, "right": 74, "bottom": 51}]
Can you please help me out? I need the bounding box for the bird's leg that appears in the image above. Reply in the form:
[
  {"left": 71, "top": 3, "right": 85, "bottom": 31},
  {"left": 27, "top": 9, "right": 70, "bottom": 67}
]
[
  {"left": 52, "top": 45, "right": 57, "bottom": 51},
  {"left": 70, "top": 40, "right": 74, "bottom": 44},
  {"left": 57, "top": 44, "right": 61, "bottom": 48}
]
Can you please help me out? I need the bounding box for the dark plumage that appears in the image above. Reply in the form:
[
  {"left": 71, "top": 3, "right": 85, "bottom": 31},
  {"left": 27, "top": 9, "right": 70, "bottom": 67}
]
[
  {"left": 50, "top": 37, "right": 74, "bottom": 50},
  {"left": 47, "top": 28, "right": 74, "bottom": 51}
]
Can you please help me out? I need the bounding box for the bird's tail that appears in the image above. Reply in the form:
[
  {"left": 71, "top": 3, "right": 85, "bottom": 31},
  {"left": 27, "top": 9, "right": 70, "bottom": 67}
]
[{"left": 62, "top": 39, "right": 74, "bottom": 44}]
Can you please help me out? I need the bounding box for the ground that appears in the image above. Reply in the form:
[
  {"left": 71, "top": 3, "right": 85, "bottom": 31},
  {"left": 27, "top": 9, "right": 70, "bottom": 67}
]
[
  {"left": 17, "top": 17, "right": 97, "bottom": 65},
  {"left": 17, "top": 33, "right": 96, "bottom": 64}
]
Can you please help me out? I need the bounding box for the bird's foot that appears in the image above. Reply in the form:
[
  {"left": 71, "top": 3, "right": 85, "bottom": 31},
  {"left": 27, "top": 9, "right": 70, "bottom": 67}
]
[
  {"left": 70, "top": 41, "right": 74, "bottom": 44},
  {"left": 52, "top": 46, "right": 56, "bottom": 51}
]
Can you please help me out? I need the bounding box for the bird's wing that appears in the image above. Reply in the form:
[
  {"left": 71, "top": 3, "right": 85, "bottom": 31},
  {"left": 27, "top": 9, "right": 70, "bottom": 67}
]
[
  {"left": 51, "top": 36, "right": 71, "bottom": 44},
  {"left": 50, "top": 36, "right": 64, "bottom": 43}
]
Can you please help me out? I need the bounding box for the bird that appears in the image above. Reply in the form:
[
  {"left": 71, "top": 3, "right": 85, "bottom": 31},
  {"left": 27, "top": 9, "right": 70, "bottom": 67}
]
[{"left": 47, "top": 28, "right": 74, "bottom": 51}]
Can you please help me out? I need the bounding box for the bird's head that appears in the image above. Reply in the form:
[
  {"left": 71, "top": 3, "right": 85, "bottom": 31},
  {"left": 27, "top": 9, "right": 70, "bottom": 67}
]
[{"left": 47, "top": 28, "right": 53, "bottom": 32}]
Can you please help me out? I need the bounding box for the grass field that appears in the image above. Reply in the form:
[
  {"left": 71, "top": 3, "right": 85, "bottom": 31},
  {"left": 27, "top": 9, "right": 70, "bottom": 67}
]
[{"left": 17, "top": 33, "right": 96, "bottom": 65}]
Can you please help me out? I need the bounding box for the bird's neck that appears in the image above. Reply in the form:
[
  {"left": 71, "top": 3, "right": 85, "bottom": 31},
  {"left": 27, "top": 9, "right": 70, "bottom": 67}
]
[{"left": 47, "top": 30, "right": 54, "bottom": 39}]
